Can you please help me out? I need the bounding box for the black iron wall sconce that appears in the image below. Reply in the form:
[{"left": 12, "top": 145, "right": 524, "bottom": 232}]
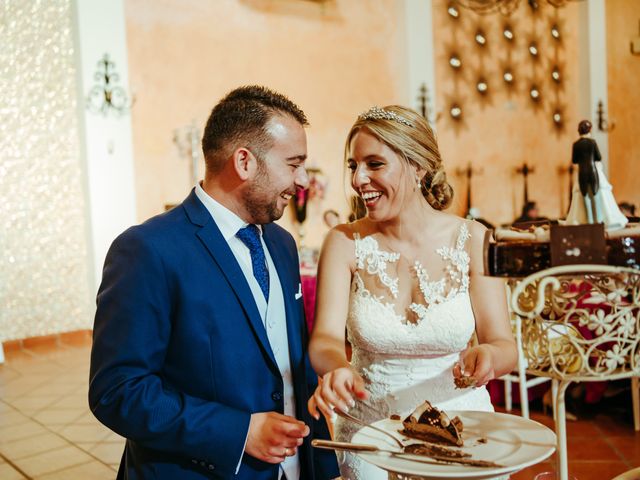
[
  {"left": 86, "top": 54, "right": 134, "bottom": 116},
  {"left": 596, "top": 100, "right": 615, "bottom": 132}
]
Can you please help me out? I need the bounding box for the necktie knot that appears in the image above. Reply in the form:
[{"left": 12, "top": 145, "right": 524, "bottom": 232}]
[{"left": 236, "top": 225, "right": 269, "bottom": 301}]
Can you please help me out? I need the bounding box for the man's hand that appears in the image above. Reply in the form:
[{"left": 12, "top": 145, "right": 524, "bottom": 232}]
[{"left": 245, "top": 412, "right": 310, "bottom": 464}]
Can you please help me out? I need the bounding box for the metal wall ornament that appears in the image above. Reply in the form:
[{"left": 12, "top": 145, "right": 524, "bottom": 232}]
[
  {"left": 597, "top": 100, "right": 615, "bottom": 132},
  {"left": 503, "top": 69, "right": 515, "bottom": 84},
  {"left": 447, "top": 2, "right": 461, "bottom": 18},
  {"left": 449, "top": 103, "right": 463, "bottom": 120},
  {"left": 552, "top": 108, "right": 563, "bottom": 127},
  {"left": 503, "top": 25, "right": 515, "bottom": 41},
  {"left": 452, "top": 0, "right": 584, "bottom": 16},
  {"left": 86, "top": 54, "right": 134, "bottom": 116},
  {"left": 449, "top": 54, "right": 463, "bottom": 69},
  {"left": 529, "top": 84, "right": 541, "bottom": 102},
  {"left": 476, "top": 78, "right": 489, "bottom": 94}
]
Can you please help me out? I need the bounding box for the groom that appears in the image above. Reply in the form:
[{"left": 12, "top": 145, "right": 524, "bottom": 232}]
[
  {"left": 571, "top": 119, "right": 603, "bottom": 224},
  {"left": 89, "top": 86, "right": 338, "bottom": 480}
]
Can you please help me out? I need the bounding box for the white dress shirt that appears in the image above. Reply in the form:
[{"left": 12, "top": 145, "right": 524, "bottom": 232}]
[{"left": 195, "top": 184, "right": 299, "bottom": 480}]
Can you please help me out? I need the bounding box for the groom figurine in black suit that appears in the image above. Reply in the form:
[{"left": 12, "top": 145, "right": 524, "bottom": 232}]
[
  {"left": 571, "top": 119, "right": 603, "bottom": 224},
  {"left": 89, "top": 86, "right": 338, "bottom": 480}
]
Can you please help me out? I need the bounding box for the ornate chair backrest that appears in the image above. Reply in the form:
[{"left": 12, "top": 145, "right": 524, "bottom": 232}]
[{"left": 509, "top": 265, "right": 640, "bottom": 381}]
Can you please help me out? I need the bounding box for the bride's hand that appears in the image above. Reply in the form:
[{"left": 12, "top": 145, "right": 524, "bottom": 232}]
[
  {"left": 308, "top": 368, "right": 368, "bottom": 420},
  {"left": 454, "top": 345, "right": 495, "bottom": 387}
]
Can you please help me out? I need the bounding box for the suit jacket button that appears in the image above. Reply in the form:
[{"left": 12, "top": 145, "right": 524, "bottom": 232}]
[{"left": 272, "top": 391, "right": 282, "bottom": 401}]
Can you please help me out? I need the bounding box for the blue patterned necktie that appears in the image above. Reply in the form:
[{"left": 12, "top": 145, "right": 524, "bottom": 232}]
[{"left": 236, "top": 224, "right": 269, "bottom": 301}]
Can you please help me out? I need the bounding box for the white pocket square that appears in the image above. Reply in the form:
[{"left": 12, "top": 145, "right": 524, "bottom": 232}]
[{"left": 295, "top": 283, "right": 303, "bottom": 300}]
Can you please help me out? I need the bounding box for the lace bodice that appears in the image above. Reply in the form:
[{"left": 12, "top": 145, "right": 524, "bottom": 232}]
[
  {"left": 335, "top": 221, "right": 495, "bottom": 480},
  {"left": 347, "top": 222, "right": 474, "bottom": 356}
]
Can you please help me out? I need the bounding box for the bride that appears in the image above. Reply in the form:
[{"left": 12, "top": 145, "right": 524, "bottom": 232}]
[{"left": 307, "top": 105, "right": 517, "bottom": 479}]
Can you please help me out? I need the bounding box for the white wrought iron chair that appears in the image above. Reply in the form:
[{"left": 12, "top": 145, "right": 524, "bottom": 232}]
[
  {"left": 510, "top": 264, "right": 640, "bottom": 480},
  {"left": 501, "top": 282, "right": 552, "bottom": 419}
]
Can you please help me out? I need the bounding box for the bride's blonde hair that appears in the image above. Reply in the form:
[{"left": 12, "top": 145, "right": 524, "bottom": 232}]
[{"left": 345, "top": 105, "right": 453, "bottom": 210}]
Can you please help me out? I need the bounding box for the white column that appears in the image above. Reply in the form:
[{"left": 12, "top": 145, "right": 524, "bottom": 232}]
[
  {"left": 577, "top": 0, "right": 609, "bottom": 170},
  {"left": 404, "top": 0, "right": 438, "bottom": 127},
  {"left": 72, "top": 0, "right": 137, "bottom": 293}
]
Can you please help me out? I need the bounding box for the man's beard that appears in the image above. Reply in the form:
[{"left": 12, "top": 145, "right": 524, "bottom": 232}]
[{"left": 242, "top": 163, "right": 286, "bottom": 224}]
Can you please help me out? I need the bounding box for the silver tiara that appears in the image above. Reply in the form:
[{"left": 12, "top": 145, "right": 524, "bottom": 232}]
[{"left": 358, "top": 106, "right": 413, "bottom": 127}]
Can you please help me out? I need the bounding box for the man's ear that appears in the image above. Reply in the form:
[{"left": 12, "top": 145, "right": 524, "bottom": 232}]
[{"left": 231, "top": 148, "right": 255, "bottom": 181}]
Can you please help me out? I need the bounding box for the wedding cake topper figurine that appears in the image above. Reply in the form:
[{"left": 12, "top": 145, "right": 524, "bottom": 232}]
[
  {"left": 572, "top": 120, "right": 602, "bottom": 224},
  {"left": 564, "top": 120, "right": 628, "bottom": 230}
]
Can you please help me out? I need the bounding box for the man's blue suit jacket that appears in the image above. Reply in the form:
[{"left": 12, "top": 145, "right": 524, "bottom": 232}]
[{"left": 89, "top": 190, "right": 338, "bottom": 480}]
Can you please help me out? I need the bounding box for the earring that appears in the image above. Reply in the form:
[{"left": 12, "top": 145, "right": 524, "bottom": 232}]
[{"left": 416, "top": 175, "right": 422, "bottom": 189}]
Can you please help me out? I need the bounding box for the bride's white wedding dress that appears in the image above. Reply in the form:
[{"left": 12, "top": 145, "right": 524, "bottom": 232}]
[
  {"left": 564, "top": 163, "right": 628, "bottom": 231},
  {"left": 334, "top": 222, "right": 494, "bottom": 480}
]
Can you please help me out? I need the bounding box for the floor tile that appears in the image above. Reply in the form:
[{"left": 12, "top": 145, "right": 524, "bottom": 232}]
[
  {"left": 607, "top": 435, "right": 640, "bottom": 463},
  {"left": 0, "top": 432, "right": 69, "bottom": 460},
  {"left": 90, "top": 441, "right": 125, "bottom": 464},
  {"left": 57, "top": 423, "right": 112, "bottom": 443},
  {"left": 6, "top": 395, "right": 62, "bottom": 414},
  {"left": 47, "top": 394, "right": 89, "bottom": 409},
  {"left": 75, "top": 441, "right": 97, "bottom": 452},
  {"left": 566, "top": 436, "right": 624, "bottom": 461},
  {"left": 0, "top": 462, "right": 27, "bottom": 479},
  {"left": 11, "top": 445, "right": 94, "bottom": 477},
  {"left": 103, "top": 431, "right": 126, "bottom": 443},
  {"left": 32, "top": 407, "right": 86, "bottom": 426},
  {"left": 568, "top": 460, "right": 631, "bottom": 479},
  {"left": 0, "top": 407, "right": 31, "bottom": 428},
  {"left": 72, "top": 409, "right": 98, "bottom": 424},
  {"left": 0, "top": 421, "right": 50, "bottom": 443},
  {"left": 34, "top": 460, "right": 116, "bottom": 480}
]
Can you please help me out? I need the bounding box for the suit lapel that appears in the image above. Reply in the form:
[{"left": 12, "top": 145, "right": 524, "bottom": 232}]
[{"left": 183, "top": 191, "right": 279, "bottom": 372}]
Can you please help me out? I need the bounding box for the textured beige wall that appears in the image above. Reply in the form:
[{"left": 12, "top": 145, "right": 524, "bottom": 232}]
[
  {"left": 431, "top": 0, "right": 582, "bottom": 225},
  {"left": 125, "top": 0, "right": 406, "bottom": 247},
  {"left": 607, "top": 0, "right": 640, "bottom": 209},
  {"left": 126, "top": 0, "right": 634, "bottom": 242}
]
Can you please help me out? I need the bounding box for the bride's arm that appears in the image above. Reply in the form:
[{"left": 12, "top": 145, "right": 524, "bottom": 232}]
[
  {"left": 461, "top": 221, "right": 517, "bottom": 385},
  {"left": 308, "top": 226, "right": 366, "bottom": 419},
  {"left": 309, "top": 227, "right": 352, "bottom": 374}
]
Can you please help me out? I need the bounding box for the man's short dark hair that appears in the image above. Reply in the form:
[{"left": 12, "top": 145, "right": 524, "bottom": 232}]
[
  {"left": 578, "top": 120, "right": 592, "bottom": 135},
  {"left": 202, "top": 85, "right": 308, "bottom": 173}
]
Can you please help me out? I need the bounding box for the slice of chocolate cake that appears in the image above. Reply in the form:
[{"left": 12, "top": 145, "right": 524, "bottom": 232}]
[{"left": 400, "top": 401, "right": 464, "bottom": 447}]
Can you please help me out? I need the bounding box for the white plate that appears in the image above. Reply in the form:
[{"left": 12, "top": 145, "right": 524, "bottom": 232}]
[{"left": 351, "top": 411, "right": 556, "bottom": 480}]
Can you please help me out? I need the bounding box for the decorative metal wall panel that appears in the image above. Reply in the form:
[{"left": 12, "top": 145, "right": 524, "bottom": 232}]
[{"left": 0, "top": 0, "right": 92, "bottom": 341}]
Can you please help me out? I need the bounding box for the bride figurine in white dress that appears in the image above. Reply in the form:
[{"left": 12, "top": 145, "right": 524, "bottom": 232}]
[{"left": 307, "top": 106, "right": 517, "bottom": 479}]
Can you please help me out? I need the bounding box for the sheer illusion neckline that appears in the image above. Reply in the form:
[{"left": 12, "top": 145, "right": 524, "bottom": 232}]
[{"left": 352, "top": 222, "right": 470, "bottom": 323}]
